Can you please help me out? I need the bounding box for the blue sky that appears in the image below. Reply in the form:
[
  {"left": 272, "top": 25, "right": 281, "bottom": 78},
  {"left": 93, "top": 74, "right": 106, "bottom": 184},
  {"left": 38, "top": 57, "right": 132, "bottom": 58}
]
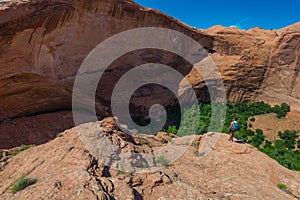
[{"left": 134, "top": 0, "right": 300, "bottom": 30}]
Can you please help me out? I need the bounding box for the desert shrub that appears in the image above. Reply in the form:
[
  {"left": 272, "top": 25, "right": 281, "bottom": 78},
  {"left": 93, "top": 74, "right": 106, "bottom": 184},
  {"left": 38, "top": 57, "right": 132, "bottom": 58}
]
[
  {"left": 276, "top": 183, "right": 294, "bottom": 195},
  {"left": 264, "top": 140, "right": 272, "bottom": 148},
  {"left": 248, "top": 129, "right": 265, "bottom": 147},
  {"left": 247, "top": 129, "right": 255, "bottom": 136},
  {"left": 255, "top": 129, "right": 263, "bottom": 135},
  {"left": 198, "top": 115, "right": 210, "bottom": 134},
  {"left": 277, "top": 183, "right": 287, "bottom": 190},
  {"left": 234, "top": 128, "right": 249, "bottom": 142},
  {"left": 11, "top": 176, "right": 37, "bottom": 194},
  {"left": 272, "top": 105, "right": 285, "bottom": 118},
  {"left": 272, "top": 103, "right": 290, "bottom": 118},
  {"left": 19, "top": 144, "right": 35, "bottom": 152},
  {"left": 177, "top": 104, "right": 201, "bottom": 136},
  {"left": 278, "top": 130, "right": 298, "bottom": 150},
  {"left": 155, "top": 156, "right": 170, "bottom": 166},
  {"left": 281, "top": 150, "right": 300, "bottom": 171},
  {"left": 260, "top": 139, "right": 300, "bottom": 171},
  {"left": 248, "top": 101, "right": 272, "bottom": 115},
  {"left": 177, "top": 103, "right": 222, "bottom": 136},
  {"left": 11, "top": 144, "right": 35, "bottom": 156},
  {"left": 118, "top": 170, "right": 126, "bottom": 175},
  {"left": 281, "top": 102, "right": 290, "bottom": 113},
  {"left": 166, "top": 126, "right": 177, "bottom": 134}
]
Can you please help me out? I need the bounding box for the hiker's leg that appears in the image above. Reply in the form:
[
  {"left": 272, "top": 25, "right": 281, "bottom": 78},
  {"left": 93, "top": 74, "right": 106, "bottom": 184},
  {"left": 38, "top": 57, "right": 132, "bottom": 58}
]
[{"left": 230, "top": 132, "right": 234, "bottom": 141}]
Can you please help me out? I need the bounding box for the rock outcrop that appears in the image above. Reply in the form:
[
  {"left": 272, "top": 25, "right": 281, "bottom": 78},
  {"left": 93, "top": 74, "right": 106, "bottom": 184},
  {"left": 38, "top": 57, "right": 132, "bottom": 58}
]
[
  {"left": 0, "top": 118, "right": 299, "bottom": 199},
  {"left": 0, "top": 0, "right": 299, "bottom": 148},
  {"left": 202, "top": 24, "right": 300, "bottom": 107}
]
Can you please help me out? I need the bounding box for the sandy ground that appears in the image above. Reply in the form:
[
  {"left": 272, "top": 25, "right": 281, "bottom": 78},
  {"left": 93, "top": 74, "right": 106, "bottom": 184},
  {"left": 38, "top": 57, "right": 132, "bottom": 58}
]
[{"left": 251, "top": 110, "right": 300, "bottom": 141}]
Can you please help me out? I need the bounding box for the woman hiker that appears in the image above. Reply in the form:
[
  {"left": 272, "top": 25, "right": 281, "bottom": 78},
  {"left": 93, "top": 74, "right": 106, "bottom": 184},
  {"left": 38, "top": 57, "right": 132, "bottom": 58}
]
[{"left": 228, "top": 117, "right": 239, "bottom": 142}]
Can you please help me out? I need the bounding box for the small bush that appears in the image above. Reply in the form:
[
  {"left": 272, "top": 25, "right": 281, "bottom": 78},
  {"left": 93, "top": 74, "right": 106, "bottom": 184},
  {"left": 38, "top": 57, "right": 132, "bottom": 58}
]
[
  {"left": 155, "top": 156, "right": 170, "bottom": 166},
  {"left": 297, "top": 140, "right": 300, "bottom": 149},
  {"left": 248, "top": 123, "right": 253, "bottom": 128},
  {"left": 278, "top": 130, "right": 298, "bottom": 150},
  {"left": 118, "top": 170, "right": 126, "bottom": 175},
  {"left": 249, "top": 129, "right": 265, "bottom": 148},
  {"left": 11, "top": 176, "right": 37, "bottom": 194},
  {"left": 19, "top": 145, "right": 35, "bottom": 152},
  {"left": 11, "top": 151, "right": 18, "bottom": 156},
  {"left": 166, "top": 126, "right": 178, "bottom": 134},
  {"left": 281, "top": 102, "right": 290, "bottom": 113},
  {"left": 277, "top": 183, "right": 287, "bottom": 190},
  {"left": 249, "top": 117, "right": 255, "bottom": 122},
  {"left": 272, "top": 103, "right": 290, "bottom": 119},
  {"left": 276, "top": 183, "right": 293, "bottom": 195},
  {"left": 12, "top": 144, "right": 35, "bottom": 156},
  {"left": 256, "top": 129, "right": 263, "bottom": 135},
  {"left": 247, "top": 129, "right": 255, "bottom": 136},
  {"left": 141, "top": 161, "right": 149, "bottom": 168}
]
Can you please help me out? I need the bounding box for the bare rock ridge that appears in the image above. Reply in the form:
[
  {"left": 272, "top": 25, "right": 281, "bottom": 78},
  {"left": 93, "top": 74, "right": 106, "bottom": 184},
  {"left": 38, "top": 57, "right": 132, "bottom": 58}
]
[
  {"left": 0, "top": 0, "right": 300, "bottom": 148},
  {"left": 0, "top": 117, "right": 299, "bottom": 199}
]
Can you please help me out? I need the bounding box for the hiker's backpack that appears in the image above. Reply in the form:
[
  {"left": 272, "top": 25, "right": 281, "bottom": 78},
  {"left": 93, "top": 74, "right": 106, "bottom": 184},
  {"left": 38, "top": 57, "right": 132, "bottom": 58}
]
[{"left": 233, "top": 121, "right": 240, "bottom": 131}]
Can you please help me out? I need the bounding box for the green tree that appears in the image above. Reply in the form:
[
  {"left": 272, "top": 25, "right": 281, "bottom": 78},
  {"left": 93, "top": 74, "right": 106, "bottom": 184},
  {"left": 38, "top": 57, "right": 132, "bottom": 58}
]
[{"left": 278, "top": 130, "right": 297, "bottom": 150}]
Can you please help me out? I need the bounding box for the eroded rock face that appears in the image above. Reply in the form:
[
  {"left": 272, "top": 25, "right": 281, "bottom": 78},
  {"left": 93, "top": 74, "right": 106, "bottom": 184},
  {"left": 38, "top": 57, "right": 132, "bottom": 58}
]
[
  {"left": 202, "top": 24, "right": 300, "bottom": 107},
  {"left": 0, "top": 0, "right": 211, "bottom": 120},
  {"left": 0, "top": 0, "right": 299, "bottom": 148},
  {"left": 0, "top": 118, "right": 299, "bottom": 199},
  {"left": 0, "top": 0, "right": 214, "bottom": 147}
]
